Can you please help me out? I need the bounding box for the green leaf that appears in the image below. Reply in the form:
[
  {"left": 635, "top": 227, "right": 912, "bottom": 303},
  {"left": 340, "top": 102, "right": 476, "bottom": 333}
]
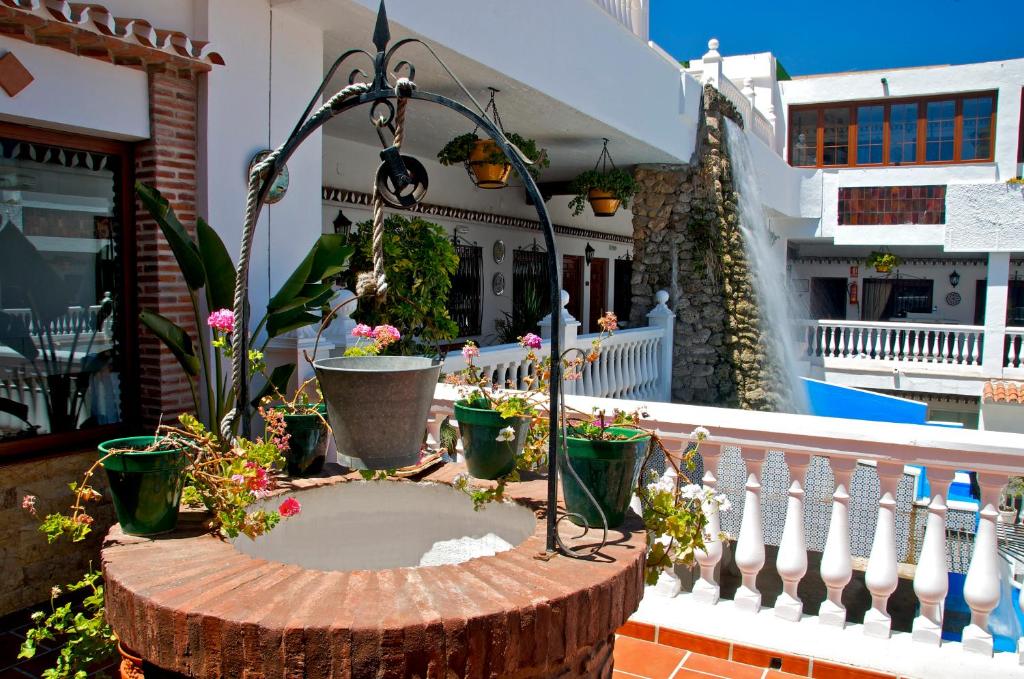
[
  {"left": 196, "top": 218, "right": 236, "bottom": 311},
  {"left": 267, "top": 236, "right": 352, "bottom": 312},
  {"left": 136, "top": 182, "right": 206, "bottom": 291},
  {"left": 250, "top": 363, "right": 296, "bottom": 407},
  {"left": 0, "top": 310, "right": 39, "bottom": 362},
  {"left": 0, "top": 397, "right": 29, "bottom": 423},
  {"left": 265, "top": 308, "right": 320, "bottom": 339},
  {"left": 139, "top": 309, "right": 200, "bottom": 377}
]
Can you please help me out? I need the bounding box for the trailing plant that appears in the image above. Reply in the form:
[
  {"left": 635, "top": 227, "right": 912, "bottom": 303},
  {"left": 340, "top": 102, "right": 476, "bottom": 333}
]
[
  {"left": 437, "top": 132, "right": 549, "bottom": 179},
  {"left": 342, "top": 215, "right": 459, "bottom": 354},
  {"left": 568, "top": 167, "right": 639, "bottom": 216},
  {"left": 135, "top": 183, "right": 353, "bottom": 431},
  {"left": 1007, "top": 176, "right": 1024, "bottom": 186},
  {"left": 866, "top": 251, "right": 902, "bottom": 270},
  {"left": 445, "top": 337, "right": 544, "bottom": 420}
]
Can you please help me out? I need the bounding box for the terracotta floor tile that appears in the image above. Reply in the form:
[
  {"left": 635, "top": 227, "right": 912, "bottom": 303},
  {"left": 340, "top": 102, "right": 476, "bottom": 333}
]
[
  {"left": 658, "top": 627, "right": 730, "bottom": 659},
  {"left": 671, "top": 669, "right": 728, "bottom": 679},
  {"left": 614, "top": 671, "right": 648, "bottom": 679},
  {"left": 614, "top": 635, "right": 687, "bottom": 678},
  {"left": 683, "top": 653, "right": 765, "bottom": 679},
  {"left": 811, "top": 660, "right": 896, "bottom": 679},
  {"left": 618, "top": 620, "right": 657, "bottom": 642},
  {"left": 766, "top": 671, "right": 809, "bottom": 679},
  {"left": 732, "top": 643, "right": 810, "bottom": 675}
]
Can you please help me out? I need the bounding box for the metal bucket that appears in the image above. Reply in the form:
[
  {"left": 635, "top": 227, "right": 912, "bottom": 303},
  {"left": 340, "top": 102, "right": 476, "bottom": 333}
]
[{"left": 313, "top": 356, "right": 442, "bottom": 470}]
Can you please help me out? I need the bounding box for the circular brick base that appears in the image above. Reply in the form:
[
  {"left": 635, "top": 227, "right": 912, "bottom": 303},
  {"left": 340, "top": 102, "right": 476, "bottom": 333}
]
[{"left": 102, "top": 468, "right": 645, "bottom": 678}]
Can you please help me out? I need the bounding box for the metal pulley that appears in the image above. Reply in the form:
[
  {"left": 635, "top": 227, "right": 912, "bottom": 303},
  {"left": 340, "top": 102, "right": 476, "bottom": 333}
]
[{"left": 374, "top": 145, "right": 428, "bottom": 208}]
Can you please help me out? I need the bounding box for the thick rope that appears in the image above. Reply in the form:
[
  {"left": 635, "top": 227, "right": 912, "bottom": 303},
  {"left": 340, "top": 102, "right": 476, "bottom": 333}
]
[{"left": 220, "top": 82, "right": 370, "bottom": 439}]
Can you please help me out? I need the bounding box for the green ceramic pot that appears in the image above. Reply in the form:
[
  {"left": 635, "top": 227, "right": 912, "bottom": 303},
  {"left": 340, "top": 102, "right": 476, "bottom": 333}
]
[
  {"left": 98, "top": 436, "right": 185, "bottom": 536},
  {"left": 279, "top": 405, "right": 329, "bottom": 477},
  {"left": 454, "top": 400, "right": 530, "bottom": 480},
  {"left": 559, "top": 427, "right": 650, "bottom": 528}
]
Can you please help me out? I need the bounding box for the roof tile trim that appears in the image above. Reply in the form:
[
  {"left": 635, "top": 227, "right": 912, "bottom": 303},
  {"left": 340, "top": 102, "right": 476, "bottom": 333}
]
[
  {"left": 0, "top": 0, "right": 223, "bottom": 71},
  {"left": 983, "top": 380, "right": 1024, "bottom": 405}
]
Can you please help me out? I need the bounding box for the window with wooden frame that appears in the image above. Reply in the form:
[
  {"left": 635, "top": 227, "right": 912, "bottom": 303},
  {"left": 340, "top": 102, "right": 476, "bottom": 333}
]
[
  {"left": 0, "top": 124, "right": 135, "bottom": 460},
  {"left": 788, "top": 91, "right": 997, "bottom": 168}
]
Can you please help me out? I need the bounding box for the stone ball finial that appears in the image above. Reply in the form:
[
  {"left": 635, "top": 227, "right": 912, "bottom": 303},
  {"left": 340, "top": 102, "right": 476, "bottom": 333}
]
[
  {"left": 655, "top": 290, "right": 669, "bottom": 305},
  {"left": 559, "top": 289, "right": 570, "bottom": 308},
  {"left": 708, "top": 38, "right": 719, "bottom": 51}
]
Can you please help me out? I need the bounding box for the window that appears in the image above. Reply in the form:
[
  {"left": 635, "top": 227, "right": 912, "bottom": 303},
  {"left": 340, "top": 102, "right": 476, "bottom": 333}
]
[
  {"left": 822, "top": 107, "right": 851, "bottom": 166},
  {"left": 790, "top": 109, "right": 818, "bottom": 166},
  {"left": 0, "top": 126, "right": 131, "bottom": 453},
  {"left": 447, "top": 243, "right": 482, "bottom": 337},
  {"left": 838, "top": 186, "right": 946, "bottom": 225},
  {"left": 856, "top": 105, "right": 884, "bottom": 164},
  {"left": 862, "top": 279, "right": 934, "bottom": 320},
  {"left": 889, "top": 103, "right": 918, "bottom": 164},
  {"left": 925, "top": 100, "right": 956, "bottom": 162},
  {"left": 788, "top": 91, "right": 996, "bottom": 168}
]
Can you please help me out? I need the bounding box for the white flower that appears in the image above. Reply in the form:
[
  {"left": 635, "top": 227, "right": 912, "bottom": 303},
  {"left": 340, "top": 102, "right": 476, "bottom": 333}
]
[
  {"left": 495, "top": 426, "right": 516, "bottom": 442},
  {"left": 715, "top": 493, "right": 732, "bottom": 512},
  {"left": 50, "top": 585, "right": 62, "bottom": 598},
  {"left": 679, "top": 483, "right": 703, "bottom": 500},
  {"left": 690, "top": 426, "right": 710, "bottom": 441},
  {"left": 452, "top": 473, "right": 469, "bottom": 488},
  {"left": 646, "top": 469, "right": 676, "bottom": 495}
]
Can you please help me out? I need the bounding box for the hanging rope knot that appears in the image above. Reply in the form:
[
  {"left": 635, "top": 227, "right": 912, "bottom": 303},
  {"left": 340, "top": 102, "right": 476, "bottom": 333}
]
[{"left": 395, "top": 77, "right": 416, "bottom": 97}]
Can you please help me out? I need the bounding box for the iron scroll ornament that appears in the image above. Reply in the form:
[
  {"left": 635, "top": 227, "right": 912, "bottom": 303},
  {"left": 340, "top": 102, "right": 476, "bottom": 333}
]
[{"left": 223, "top": 0, "right": 608, "bottom": 558}]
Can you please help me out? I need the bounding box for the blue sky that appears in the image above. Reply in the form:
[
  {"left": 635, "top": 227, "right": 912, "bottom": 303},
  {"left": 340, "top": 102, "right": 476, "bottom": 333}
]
[{"left": 650, "top": 0, "right": 1024, "bottom": 76}]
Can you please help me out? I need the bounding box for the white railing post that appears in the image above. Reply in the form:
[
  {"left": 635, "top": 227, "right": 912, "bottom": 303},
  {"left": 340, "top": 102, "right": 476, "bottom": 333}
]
[
  {"left": 864, "top": 462, "right": 903, "bottom": 639},
  {"left": 963, "top": 473, "right": 1006, "bottom": 656},
  {"left": 912, "top": 467, "right": 955, "bottom": 646},
  {"left": 702, "top": 38, "right": 722, "bottom": 87},
  {"left": 734, "top": 448, "right": 766, "bottom": 613},
  {"left": 321, "top": 288, "right": 357, "bottom": 354},
  {"left": 776, "top": 453, "right": 810, "bottom": 621},
  {"left": 647, "top": 290, "right": 674, "bottom": 402},
  {"left": 741, "top": 77, "right": 755, "bottom": 128},
  {"left": 820, "top": 457, "right": 857, "bottom": 627},
  {"left": 539, "top": 289, "right": 580, "bottom": 394},
  {"left": 693, "top": 442, "right": 724, "bottom": 605}
]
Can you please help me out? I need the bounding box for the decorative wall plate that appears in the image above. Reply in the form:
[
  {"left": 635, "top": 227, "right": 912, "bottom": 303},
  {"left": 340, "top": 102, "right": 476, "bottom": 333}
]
[
  {"left": 247, "top": 150, "right": 289, "bottom": 204},
  {"left": 492, "top": 239, "right": 506, "bottom": 264},
  {"left": 945, "top": 291, "right": 962, "bottom": 307},
  {"left": 492, "top": 272, "right": 505, "bottom": 296}
]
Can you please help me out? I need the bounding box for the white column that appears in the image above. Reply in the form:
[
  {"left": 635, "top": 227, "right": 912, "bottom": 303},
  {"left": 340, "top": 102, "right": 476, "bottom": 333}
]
[
  {"left": 864, "top": 462, "right": 903, "bottom": 639},
  {"left": 646, "top": 290, "right": 674, "bottom": 403},
  {"left": 913, "top": 468, "right": 955, "bottom": 646},
  {"left": 693, "top": 443, "right": 724, "bottom": 605},
  {"left": 701, "top": 38, "right": 722, "bottom": 87},
  {"left": 982, "top": 252, "right": 1010, "bottom": 377},
  {"left": 776, "top": 453, "right": 810, "bottom": 622},
  {"left": 820, "top": 458, "right": 857, "bottom": 627},
  {"left": 734, "top": 448, "right": 766, "bottom": 613},
  {"left": 963, "top": 473, "right": 1006, "bottom": 656}
]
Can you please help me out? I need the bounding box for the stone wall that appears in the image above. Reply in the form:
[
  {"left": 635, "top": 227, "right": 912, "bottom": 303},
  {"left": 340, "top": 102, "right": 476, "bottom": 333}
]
[
  {"left": 630, "top": 85, "right": 778, "bottom": 410},
  {"left": 0, "top": 450, "right": 115, "bottom": 616}
]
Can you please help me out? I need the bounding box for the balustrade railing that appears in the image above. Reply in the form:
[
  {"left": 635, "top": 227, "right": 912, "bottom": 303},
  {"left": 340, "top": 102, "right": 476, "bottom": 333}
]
[
  {"left": 2, "top": 303, "right": 110, "bottom": 342},
  {"left": 427, "top": 385, "right": 1024, "bottom": 658},
  {"left": 1006, "top": 327, "right": 1024, "bottom": 370},
  {"left": 801, "top": 320, "right": 986, "bottom": 367},
  {"left": 751, "top": 108, "right": 775, "bottom": 149},
  {"left": 591, "top": 0, "right": 648, "bottom": 40}
]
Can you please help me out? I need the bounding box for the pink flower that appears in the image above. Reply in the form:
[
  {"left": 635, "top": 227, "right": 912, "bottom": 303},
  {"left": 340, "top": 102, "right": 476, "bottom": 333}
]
[
  {"left": 461, "top": 342, "right": 480, "bottom": 362},
  {"left": 597, "top": 311, "right": 618, "bottom": 332},
  {"left": 21, "top": 494, "right": 37, "bottom": 515},
  {"left": 207, "top": 308, "right": 235, "bottom": 333},
  {"left": 231, "top": 474, "right": 245, "bottom": 485},
  {"left": 520, "top": 333, "right": 542, "bottom": 350},
  {"left": 373, "top": 325, "right": 401, "bottom": 346},
  {"left": 278, "top": 497, "right": 301, "bottom": 517},
  {"left": 352, "top": 323, "right": 373, "bottom": 338}
]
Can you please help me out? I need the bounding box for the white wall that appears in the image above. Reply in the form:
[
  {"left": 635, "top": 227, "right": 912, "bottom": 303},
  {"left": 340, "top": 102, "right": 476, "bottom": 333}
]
[
  {"left": 945, "top": 183, "right": 1024, "bottom": 252},
  {"left": 0, "top": 36, "right": 148, "bottom": 139},
  {"left": 980, "top": 402, "right": 1024, "bottom": 434}
]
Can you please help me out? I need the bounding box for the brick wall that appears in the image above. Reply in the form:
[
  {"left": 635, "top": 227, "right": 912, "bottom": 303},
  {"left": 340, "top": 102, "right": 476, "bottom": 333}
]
[{"left": 133, "top": 67, "right": 201, "bottom": 426}]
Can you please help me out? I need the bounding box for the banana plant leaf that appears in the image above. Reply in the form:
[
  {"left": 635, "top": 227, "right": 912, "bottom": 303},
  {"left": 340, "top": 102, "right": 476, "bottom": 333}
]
[
  {"left": 267, "top": 235, "right": 352, "bottom": 313},
  {"left": 266, "top": 285, "right": 336, "bottom": 339},
  {"left": 0, "top": 396, "right": 29, "bottom": 424},
  {"left": 0, "top": 310, "right": 38, "bottom": 362},
  {"left": 196, "top": 217, "right": 236, "bottom": 312},
  {"left": 136, "top": 182, "right": 206, "bottom": 291},
  {"left": 139, "top": 310, "right": 201, "bottom": 377}
]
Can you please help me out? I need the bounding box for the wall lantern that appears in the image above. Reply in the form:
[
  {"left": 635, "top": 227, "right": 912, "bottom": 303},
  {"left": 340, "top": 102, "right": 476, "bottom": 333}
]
[
  {"left": 332, "top": 209, "right": 352, "bottom": 235},
  {"left": 949, "top": 269, "right": 960, "bottom": 288},
  {"left": 584, "top": 242, "right": 595, "bottom": 265}
]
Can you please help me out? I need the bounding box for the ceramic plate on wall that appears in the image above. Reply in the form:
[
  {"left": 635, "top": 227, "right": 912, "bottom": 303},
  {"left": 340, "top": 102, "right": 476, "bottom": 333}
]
[
  {"left": 492, "top": 272, "right": 505, "bottom": 296},
  {"left": 493, "top": 240, "right": 506, "bottom": 264}
]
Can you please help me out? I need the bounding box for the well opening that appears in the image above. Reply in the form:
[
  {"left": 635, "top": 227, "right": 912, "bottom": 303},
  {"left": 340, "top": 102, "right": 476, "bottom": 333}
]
[{"left": 232, "top": 481, "right": 536, "bottom": 570}]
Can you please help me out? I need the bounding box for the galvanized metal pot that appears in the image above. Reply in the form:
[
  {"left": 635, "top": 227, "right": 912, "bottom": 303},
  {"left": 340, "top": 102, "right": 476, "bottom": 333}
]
[{"left": 313, "top": 356, "right": 442, "bottom": 470}]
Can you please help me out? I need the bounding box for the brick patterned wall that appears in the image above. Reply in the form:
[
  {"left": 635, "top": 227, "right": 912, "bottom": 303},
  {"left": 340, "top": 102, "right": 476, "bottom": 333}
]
[{"left": 133, "top": 67, "right": 200, "bottom": 426}]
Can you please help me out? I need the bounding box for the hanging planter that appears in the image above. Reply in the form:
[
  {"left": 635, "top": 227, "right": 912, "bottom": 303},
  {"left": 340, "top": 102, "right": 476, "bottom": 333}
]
[
  {"left": 454, "top": 399, "right": 530, "bottom": 480},
  {"left": 559, "top": 425, "right": 650, "bottom": 529},
  {"left": 437, "top": 88, "right": 548, "bottom": 189},
  {"left": 568, "top": 139, "right": 638, "bottom": 218},
  {"left": 97, "top": 436, "right": 186, "bottom": 536},
  {"left": 866, "top": 250, "right": 902, "bottom": 274}
]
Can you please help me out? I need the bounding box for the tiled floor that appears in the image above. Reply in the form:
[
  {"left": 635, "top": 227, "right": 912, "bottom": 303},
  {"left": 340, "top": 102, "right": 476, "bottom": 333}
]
[
  {"left": 0, "top": 604, "right": 117, "bottom": 679},
  {"left": 613, "top": 635, "right": 806, "bottom": 679}
]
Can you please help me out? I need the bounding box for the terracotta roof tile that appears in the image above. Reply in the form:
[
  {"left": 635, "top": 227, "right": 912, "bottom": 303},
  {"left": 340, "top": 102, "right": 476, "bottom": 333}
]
[
  {"left": 983, "top": 380, "right": 1024, "bottom": 405},
  {"left": 0, "top": 1, "right": 223, "bottom": 72}
]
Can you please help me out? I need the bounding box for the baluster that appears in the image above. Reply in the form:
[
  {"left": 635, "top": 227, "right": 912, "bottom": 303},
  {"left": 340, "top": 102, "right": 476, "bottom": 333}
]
[
  {"left": 1007, "top": 336, "right": 1015, "bottom": 369},
  {"left": 776, "top": 453, "right": 810, "bottom": 621},
  {"left": 859, "top": 327, "right": 869, "bottom": 358},
  {"left": 869, "top": 327, "right": 879, "bottom": 359},
  {"left": 425, "top": 407, "right": 449, "bottom": 451},
  {"left": 734, "top": 448, "right": 766, "bottom": 613},
  {"left": 820, "top": 457, "right": 857, "bottom": 627},
  {"left": 944, "top": 330, "right": 954, "bottom": 363},
  {"left": 916, "top": 329, "right": 926, "bottom": 361},
  {"left": 900, "top": 329, "right": 910, "bottom": 360},
  {"left": 971, "top": 331, "right": 982, "bottom": 365},
  {"left": 926, "top": 330, "right": 936, "bottom": 362},
  {"left": 842, "top": 326, "right": 851, "bottom": 357},
  {"left": 913, "top": 468, "right": 955, "bottom": 645},
  {"left": 864, "top": 462, "right": 903, "bottom": 638},
  {"left": 962, "top": 473, "right": 1005, "bottom": 656},
  {"left": 693, "top": 442, "right": 724, "bottom": 605}
]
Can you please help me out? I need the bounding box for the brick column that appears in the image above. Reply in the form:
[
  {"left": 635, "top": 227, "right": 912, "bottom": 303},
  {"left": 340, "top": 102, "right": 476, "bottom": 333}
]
[{"left": 133, "top": 67, "right": 200, "bottom": 426}]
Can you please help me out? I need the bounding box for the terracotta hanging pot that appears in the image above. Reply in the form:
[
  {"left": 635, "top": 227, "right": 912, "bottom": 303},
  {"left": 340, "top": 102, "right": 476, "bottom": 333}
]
[
  {"left": 468, "top": 139, "right": 511, "bottom": 189},
  {"left": 587, "top": 189, "right": 622, "bottom": 217},
  {"left": 118, "top": 642, "right": 145, "bottom": 679},
  {"left": 874, "top": 264, "right": 892, "bottom": 273}
]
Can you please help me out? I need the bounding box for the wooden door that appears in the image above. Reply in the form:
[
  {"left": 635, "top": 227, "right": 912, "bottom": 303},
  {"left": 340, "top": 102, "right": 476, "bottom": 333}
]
[
  {"left": 562, "top": 255, "right": 583, "bottom": 323},
  {"left": 589, "top": 257, "right": 609, "bottom": 333}
]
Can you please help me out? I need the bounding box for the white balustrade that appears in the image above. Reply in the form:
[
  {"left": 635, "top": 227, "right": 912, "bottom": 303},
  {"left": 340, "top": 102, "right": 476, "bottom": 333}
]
[
  {"left": 775, "top": 453, "right": 810, "bottom": 621},
  {"left": 717, "top": 75, "right": 752, "bottom": 125},
  {"left": 863, "top": 462, "right": 903, "bottom": 638},
  {"left": 591, "top": 0, "right": 648, "bottom": 40},
  {"left": 962, "top": 473, "right": 1006, "bottom": 656},
  {"left": 1006, "top": 327, "right": 1024, "bottom": 369},
  {"left": 751, "top": 108, "right": 775, "bottom": 150},
  {"left": 734, "top": 448, "right": 766, "bottom": 613},
  {"left": 805, "top": 320, "right": 987, "bottom": 367},
  {"left": 693, "top": 442, "right": 724, "bottom": 604},
  {"left": 913, "top": 468, "right": 955, "bottom": 646},
  {"left": 820, "top": 458, "right": 857, "bottom": 627}
]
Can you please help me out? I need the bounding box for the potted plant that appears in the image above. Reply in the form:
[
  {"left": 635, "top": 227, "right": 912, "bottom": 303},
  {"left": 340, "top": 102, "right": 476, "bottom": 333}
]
[
  {"left": 437, "top": 131, "right": 548, "bottom": 189},
  {"left": 568, "top": 167, "right": 638, "bottom": 217},
  {"left": 867, "top": 251, "right": 902, "bottom": 273},
  {"left": 447, "top": 337, "right": 544, "bottom": 480},
  {"left": 261, "top": 378, "right": 330, "bottom": 477},
  {"left": 96, "top": 436, "right": 186, "bottom": 536}
]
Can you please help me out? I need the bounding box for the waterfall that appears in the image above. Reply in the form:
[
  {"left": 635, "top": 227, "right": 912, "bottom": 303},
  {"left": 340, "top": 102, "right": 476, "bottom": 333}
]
[{"left": 723, "top": 119, "right": 808, "bottom": 414}]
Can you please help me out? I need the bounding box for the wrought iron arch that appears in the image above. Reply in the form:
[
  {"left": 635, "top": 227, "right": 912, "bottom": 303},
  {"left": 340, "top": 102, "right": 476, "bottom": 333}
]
[{"left": 225, "top": 1, "right": 605, "bottom": 557}]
